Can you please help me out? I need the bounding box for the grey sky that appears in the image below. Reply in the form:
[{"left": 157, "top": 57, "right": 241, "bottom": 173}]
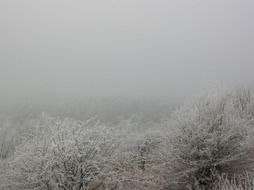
[{"left": 1, "top": 0, "right": 254, "bottom": 102}]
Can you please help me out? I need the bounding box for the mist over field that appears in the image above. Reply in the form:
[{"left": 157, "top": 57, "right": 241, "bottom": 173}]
[
  {"left": 1, "top": 1, "right": 254, "bottom": 190},
  {"left": 1, "top": 0, "right": 254, "bottom": 103}
]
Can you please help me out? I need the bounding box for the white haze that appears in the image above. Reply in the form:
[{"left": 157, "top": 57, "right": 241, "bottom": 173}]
[{"left": 1, "top": 0, "right": 254, "bottom": 103}]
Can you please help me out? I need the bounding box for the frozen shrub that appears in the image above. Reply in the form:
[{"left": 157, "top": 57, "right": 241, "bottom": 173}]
[
  {"left": 3, "top": 116, "right": 119, "bottom": 190},
  {"left": 162, "top": 90, "right": 254, "bottom": 190},
  {"left": 106, "top": 124, "right": 166, "bottom": 190},
  {"left": 136, "top": 136, "right": 161, "bottom": 171}
]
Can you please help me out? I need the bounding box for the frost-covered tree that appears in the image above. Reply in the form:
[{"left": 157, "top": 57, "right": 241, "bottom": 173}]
[
  {"left": 161, "top": 89, "right": 254, "bottom": 190},
  {"left": 3, "top": 116, "right": 120, "bottom": 190}
]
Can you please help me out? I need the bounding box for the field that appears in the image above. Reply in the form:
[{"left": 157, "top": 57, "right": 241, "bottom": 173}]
[{"left": 1, "top": 88, "right": 254, "bottom": 190}]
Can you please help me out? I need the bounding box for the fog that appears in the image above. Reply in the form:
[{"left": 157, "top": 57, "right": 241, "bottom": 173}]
[{"left": 1, "top": 0, "right": 254, "bottom": 103}]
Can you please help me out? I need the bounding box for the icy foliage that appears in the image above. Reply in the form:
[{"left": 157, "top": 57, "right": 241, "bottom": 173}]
[
  {"left": 161, "top": 88, "right": 254, "bottom": 190},
  {"left": 3, "top": 117, "right": 120, "bottom": 190},
  {"left": 1, "top": 88, "right": 254, "bottom": 190}
]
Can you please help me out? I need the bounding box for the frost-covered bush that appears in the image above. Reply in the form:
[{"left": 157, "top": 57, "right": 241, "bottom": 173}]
[
  {"left": 3, "top": 116, "right": 120, "bottom": 190},
  {"left": 1, "top": 116, "right": 167, "bottom": 190},
  {"left": 105, "top": 121, "right": 166, "bottom": 190},
  {"left": 162, "top": 90, "right": 254, "bottom": 190}
]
